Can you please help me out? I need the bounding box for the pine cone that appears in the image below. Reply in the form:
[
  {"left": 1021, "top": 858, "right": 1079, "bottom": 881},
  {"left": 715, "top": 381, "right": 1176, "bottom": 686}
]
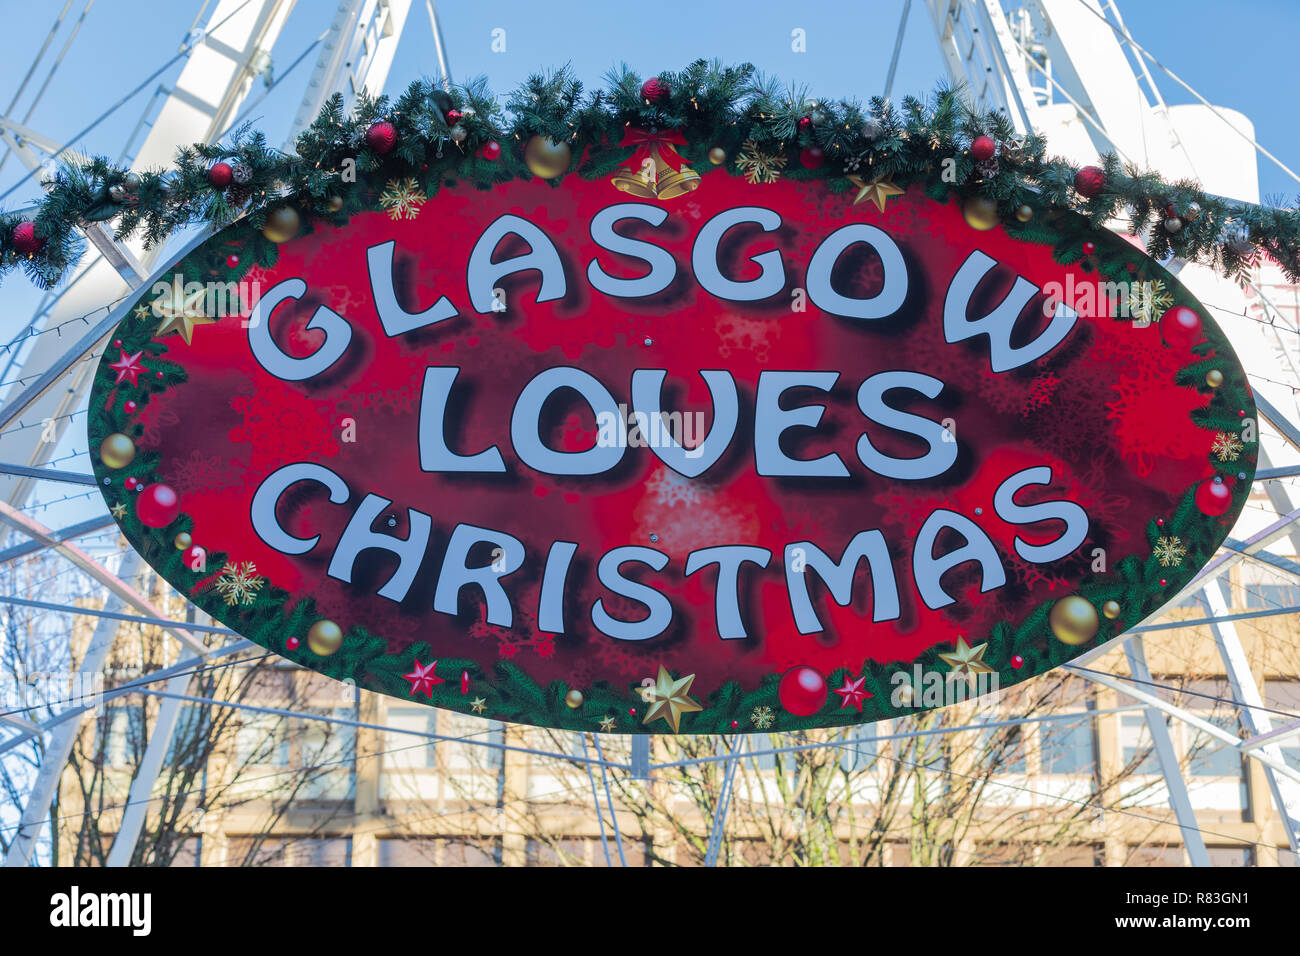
[{"left": 231, "top": 162, "right": 253, "bottom": 185}]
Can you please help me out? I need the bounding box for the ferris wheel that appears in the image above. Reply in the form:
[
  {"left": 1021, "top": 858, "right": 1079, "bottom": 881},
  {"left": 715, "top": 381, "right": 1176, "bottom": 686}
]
[{"left": 1, "top": 0, "right": 1298, "bottom": 869}]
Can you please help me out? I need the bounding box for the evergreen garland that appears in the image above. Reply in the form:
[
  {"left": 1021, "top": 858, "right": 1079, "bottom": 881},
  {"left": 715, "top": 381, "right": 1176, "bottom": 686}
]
[{"left": 2, "top": 60, "right": 1295, "bottom": 288}]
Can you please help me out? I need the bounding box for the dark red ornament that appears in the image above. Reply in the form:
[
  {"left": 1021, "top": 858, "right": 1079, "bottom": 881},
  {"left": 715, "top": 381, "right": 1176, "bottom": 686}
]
[
  {"left": 970, "top": 135, "right": 996, "bottom": 161},
  {"left": 286, "top": 635, "right": 300, "bottom": 650},
  {"left": 1160, "top": 579, "right": 1168, "bottom": 587},
  {"left": 208, "top": 162, "right": 234, "bottom": 188},
  {"left": 640, "top": 77, "right": 669, "bottom": 103},
  {"left": 1010, "top": 655, "right": 1024, "bottom": 669},
  {"left": 136, "top": 483, "right": 181, "bottom": 528},
  {"left": 479, "top": 140, "right": 502, "bottom": 161},
  {"left": 461, "top": 670, "right": 470, "bottom": 694},
  {"left": 778, "top": 665, "right": 827, "bottom": 716},
  {"left": 1159, "top": 305, "right": 1203, "bottom": 348},
  {"left": 123, "top": 476, "right": 139, "bottom": 491},
  {"left": 113, "top": 339, "right": 122, "bottom": 348},
  {"left": 1082, "top": 240, "right": 1096, "bottom": 255},
  {"left": 797, "top": 116, "right": 813, "bottom": 131},
  {"left": 11, "top": 221, "right": 43, "bottom": 255},
  {"left": 226, "top": 254, "right": 240, "bottom": 268},
  {"left": 1195, "top": 475, "right": 1234, "bottom": 517},
  {"left": 799, "top": 146, "right": 825, "bottom": 169},
  {"left": 730, "top": 720, "right": 739, "bottom": 729},
  {"left": 1073, "top": 165, "right": 1106, "bottom": 198},
  {"left": 365, "top": 121, "right": 398, "bottom": 154},
  {"left": 123, "top": 400, "right": 137, "bottom": 414},
  {"left": 445, "top": 109, "right": 463, "bottom": 124}
]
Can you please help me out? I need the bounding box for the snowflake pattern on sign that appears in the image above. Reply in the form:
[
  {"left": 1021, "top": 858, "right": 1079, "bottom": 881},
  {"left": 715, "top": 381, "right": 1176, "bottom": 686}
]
[
  {"left": 1153, "top": 536, "right": 1187, "bottom": 568},
  {"left": 378, "top": 177, "right": 426, "bottom": 220},
  {"left": 1127, "top": 279, "right": 1174, "bottom": 327},
  {"left": 1212, "top": 431, "right": 1244, "bottom": 461},
  {"left": 214, "top": 561, "right": 263, "bottom": 606},
  {"left": 735, "top": 139, "right": 786, "bottom": 184},
  {"left": 750, "top": 705, "right": 774, "bottom": 729}
]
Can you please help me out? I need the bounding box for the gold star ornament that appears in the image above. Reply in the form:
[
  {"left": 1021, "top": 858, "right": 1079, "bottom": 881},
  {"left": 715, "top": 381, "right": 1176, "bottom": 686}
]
[
  {"left": 110, "top": 502, "right": 127, "bottom": 520},
  {"left": 152, "top": 276, "right": 215, "bottom": 344},
  {"left": 640, "top": 665, "right": 702, "bottom": 733},
  {"left": 847, "top": 174, "right": 903, "bottom": 212},
  {"left": 470, "top": 696, "right": 487, "bottom": 715},
  {"left": 938, "top": 637, "right": 995, "bottom": 679},
  {"left": 598, "top": 716, "right": 617, "bottom": 733}
]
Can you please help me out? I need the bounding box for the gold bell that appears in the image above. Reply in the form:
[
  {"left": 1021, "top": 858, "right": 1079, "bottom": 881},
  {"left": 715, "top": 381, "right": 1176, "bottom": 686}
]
[
  {"left": 610, "top": 155, "right": 659, "bottom": 198},
  {"left": 656, "top": 162, "right": 701, "bottom": 199}
]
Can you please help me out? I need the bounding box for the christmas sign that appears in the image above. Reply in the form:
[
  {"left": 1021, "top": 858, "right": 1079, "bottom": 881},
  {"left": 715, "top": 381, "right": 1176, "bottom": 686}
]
[{"left": 88, "top": 130, "right": 1254, "bottom": 734}]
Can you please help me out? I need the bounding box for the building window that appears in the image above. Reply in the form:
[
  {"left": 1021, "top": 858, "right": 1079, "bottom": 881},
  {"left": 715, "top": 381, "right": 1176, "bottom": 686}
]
[
  {"left": 1119, "top": 715, "right": 1160, "bottom": 774},
  {"left": 385, "top": 707, "right": 437, "bottom": 769},
  {"left": 1040, "top": 716, "right": 1095, "bottom": 775}
]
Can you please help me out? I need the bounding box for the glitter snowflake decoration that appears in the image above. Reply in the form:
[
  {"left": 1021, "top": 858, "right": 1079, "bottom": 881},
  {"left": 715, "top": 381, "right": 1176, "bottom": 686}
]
[
  {"left": 735, "top": 140, "right": 786, "bottom": 184},
  {"left": 750, "top": 705, "right": 775, "bottom": 730},
  {"left": 215, "top": 561, "right": 263, "bottom": 606},
  {"left": 1212, "top": 431, "right": 1244, "bottom": 462},
  {"left": 1153, "top": 536, "right": 1187, "bottom": 568},
  {"left": 378, "top": 177, "right": 426, "bottom": 220},
  {"left": 1127, "top": 279, "right": 1174, "bottom": 327}
]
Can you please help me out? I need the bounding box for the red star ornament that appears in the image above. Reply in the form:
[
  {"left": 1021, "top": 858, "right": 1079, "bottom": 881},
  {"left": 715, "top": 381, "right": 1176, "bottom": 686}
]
[
  {"left": 109, "top": 349, "right": 147, "bottom": 387},
  {"left": 833, "top": 674, "right": 873, "bottom": 712},
  {"left": 403, "top": 658, "right": 444, "bottom": 697}
]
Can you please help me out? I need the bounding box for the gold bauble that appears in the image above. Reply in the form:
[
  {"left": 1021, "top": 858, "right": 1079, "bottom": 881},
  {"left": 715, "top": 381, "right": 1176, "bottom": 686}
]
[
  {"left": 1015, "top": 204, "right": 1033, "bottom": 222},
  {"left": 327, "top": 195, "right": 343, "bottom": 212},
  {"left": 708, "top": 146, "right": 727, "bottom": 165},
  {"left": 523, "top": 135, "right": 572, "bottom": 179},
  {"left": 99, "top": 433, "right": 136, "bottom": 470},
  {"left": 261, "top": 205, "right": 300, "bottom": 243},
  {"left": 962, "top": 196, "right": 1000, "bottom": 230},
  {"left": 1205, "top": 369, "right": 1224, "bottom": 388},
  {"left": 306, "top": 619, "right": 344, "bottom": 656},
  {"left": 1102, "top": 600, "right": 1122, "bottom": 620},
  {"left": 564, "top": 689, "right": 584, "bottom": 709},
  {"left": 174, "top": 532, "right": 192, "bottom": 551},
  {"left": 1049, "top": 596, "right": 1100, "bottom": 645}
]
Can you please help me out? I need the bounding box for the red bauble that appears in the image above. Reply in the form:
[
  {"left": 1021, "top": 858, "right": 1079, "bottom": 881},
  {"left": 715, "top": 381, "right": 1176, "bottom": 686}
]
[
  {"left": 1082, "top": 240, "right": 1096, "bottom": 255},
  {"left": 136, "top": 483, "right": 181, "bottom": 528},
  {"left": 970, "top": 135, "right": 996, "bottom": 161},
  {"left": 778, "top": 666, "right": 827, "bottom": 716},
  {"left": 797, "top": 115, "right": 813, "bottom": 130},
  {"left": 445, "top": 109, "right": 463, "bottom": 123},
  {"left": 11, "top": 221, "right": 43, "bottom": 255},
  {"left": 1195, "top": 476, "right": 1234, "bottom": 517},
  {"left": 1159, "top": 305, "right": 1203, "bottom": 348},
  {"left": 799, "top": 146, "right": 825, "bottom": 169},
  {"left": 286, "top": 635, "right": 300, "bottom": 650},
  {"left": 640, "top": 77, "right": 669, "bottom": 103},
  {"left": 1074, "top": 165, "right": 1106, "bottom": 198},
  {"left": 123, "top": 400, "right": 137, "bottom": 414},
  {"left": 1010, "top": 654, "right": 1025, "bottom": 669},
  {"left": 182, "top": 545, "right": 206, "bottom": 569},
  {"left": 365, "top": 121, "right": 398, "bottom": 154},
  {"left": 208, "top": 162, "right": 234, "bottom": 188},
  {"left": 226, "top": 254, "right": 240, "bottom": 268},
  {"left": 123, "top": 476, "right": 139, "bottom": 491},
  {"left": 479, "top": 140, "right": 502, "bottom": 161}
]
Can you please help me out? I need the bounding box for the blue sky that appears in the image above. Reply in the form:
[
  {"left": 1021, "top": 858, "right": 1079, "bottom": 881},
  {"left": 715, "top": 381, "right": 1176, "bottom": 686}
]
[{"left": 0, "top": 0, "right": 1295, "bottom": 526}]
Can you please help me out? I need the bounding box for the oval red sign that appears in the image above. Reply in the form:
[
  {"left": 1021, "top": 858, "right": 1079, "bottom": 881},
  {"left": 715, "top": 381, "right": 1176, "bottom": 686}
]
[{"left": 89, "top": 150, "right": 1254, "bottom": 733}]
